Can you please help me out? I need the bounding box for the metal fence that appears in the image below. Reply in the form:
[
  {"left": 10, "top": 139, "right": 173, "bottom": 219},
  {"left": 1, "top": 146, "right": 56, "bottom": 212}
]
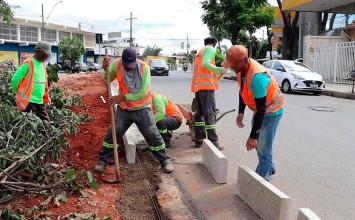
[{"left": 313, "top": 41, "right": 355, "bottom": 83}]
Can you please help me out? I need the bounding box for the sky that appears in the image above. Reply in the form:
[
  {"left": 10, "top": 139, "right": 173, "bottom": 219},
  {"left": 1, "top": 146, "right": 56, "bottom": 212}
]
[{"left": 6, "top": 0, "right": 278, "bottom": 55}]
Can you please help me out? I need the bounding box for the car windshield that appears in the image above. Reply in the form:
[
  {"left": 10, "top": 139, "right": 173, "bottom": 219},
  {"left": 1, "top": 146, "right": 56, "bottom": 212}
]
[
  {"left": 151, "top": 60, "right": 166, "bottom": 66},
  {"left": 283, "top": 61, "right": 312, "bottom": 72}
]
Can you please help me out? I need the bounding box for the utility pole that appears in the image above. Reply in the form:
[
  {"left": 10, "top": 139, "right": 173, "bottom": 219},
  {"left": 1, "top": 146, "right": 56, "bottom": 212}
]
[
  {"left": 126, "top": 11, "right": 137, "bottom": 47},
  {"left": 186, "top": 36, "right": 189, "bottom": 63},
  {"left": 41, "top": 4, "right": 45, "bottom": 29}
]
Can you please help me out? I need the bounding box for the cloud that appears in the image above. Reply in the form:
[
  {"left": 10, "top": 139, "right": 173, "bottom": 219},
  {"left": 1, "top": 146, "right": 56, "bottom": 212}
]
[{"left": 6, "top": 0, "right": 274, "bottom": 54}]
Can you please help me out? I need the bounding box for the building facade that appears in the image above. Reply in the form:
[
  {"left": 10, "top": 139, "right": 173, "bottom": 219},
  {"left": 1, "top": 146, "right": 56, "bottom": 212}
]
[{"left": 0, "top": 18, "right": 97, "bottom": 67}]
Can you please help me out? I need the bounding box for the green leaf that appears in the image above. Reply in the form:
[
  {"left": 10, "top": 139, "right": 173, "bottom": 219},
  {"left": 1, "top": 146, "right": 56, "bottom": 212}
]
[{"left": 65, "top": 168, "right": 76, "bottom": 180}]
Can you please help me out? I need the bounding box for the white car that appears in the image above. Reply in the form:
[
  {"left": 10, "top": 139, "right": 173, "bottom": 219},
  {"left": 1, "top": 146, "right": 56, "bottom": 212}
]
[{"left": 263, "top": 60, "right": 325, "bottom": 94}]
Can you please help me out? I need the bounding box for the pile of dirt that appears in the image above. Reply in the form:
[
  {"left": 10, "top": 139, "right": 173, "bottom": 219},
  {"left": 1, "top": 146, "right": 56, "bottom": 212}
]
[{"left": 4, "top": 73, "right": 164, "bottom": 219}]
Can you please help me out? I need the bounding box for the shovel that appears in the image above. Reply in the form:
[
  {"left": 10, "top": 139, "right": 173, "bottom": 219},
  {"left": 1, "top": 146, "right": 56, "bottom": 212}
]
[{"left": 102, "top": 47, "right": 121, "bottom": 183}]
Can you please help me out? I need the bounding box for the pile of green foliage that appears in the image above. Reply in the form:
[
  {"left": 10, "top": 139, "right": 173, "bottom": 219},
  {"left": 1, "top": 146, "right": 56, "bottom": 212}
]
[{"left": 0, "top": 64, "right": 93, "bottom": 207}]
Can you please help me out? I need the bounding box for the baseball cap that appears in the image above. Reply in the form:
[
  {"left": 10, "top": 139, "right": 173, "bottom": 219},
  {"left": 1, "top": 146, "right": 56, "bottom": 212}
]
[
  {"left": 35, "top": 41, "right": 51, "bottom": 56},
  {"left": 122, "top": 48, "right": 137, "bottom": 69}
]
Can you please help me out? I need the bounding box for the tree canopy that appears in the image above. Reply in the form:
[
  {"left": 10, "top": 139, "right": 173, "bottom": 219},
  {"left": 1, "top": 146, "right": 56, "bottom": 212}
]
[
  {"left": 143, "top": 45, "right": 163, "bottom": 57},
  {"left": 58, "top": 37, "right": 86, "bottom": 68},
  {"left": 0, "top": 0, "right": 14, "bottom": 24},
  {"left": 201, "top": 0, "right": 274, "bottom": 44}
]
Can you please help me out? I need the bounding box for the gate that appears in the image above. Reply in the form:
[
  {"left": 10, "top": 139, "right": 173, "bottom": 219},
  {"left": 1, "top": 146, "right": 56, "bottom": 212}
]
[{"left": 313, "top": 41, "right": 355, "bottom": 83}]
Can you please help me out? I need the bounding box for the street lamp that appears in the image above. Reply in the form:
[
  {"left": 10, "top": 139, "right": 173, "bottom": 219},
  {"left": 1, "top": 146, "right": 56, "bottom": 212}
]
[{"left": 41, "top": 0, "right": 63, "bottom": 29}]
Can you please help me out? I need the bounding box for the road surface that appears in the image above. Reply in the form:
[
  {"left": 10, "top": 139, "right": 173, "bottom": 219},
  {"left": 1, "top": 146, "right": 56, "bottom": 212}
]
[{"left": 151, "top": 71, "right": 355, "bottom": 220}]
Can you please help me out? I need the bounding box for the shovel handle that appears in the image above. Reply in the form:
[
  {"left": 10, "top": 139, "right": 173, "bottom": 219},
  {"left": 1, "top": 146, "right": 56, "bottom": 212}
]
[{"left": 105, "top": 48, "right": 120, "bottom": 178}]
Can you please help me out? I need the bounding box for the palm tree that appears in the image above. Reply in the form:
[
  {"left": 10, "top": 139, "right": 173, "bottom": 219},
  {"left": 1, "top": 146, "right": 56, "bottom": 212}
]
[{"left": 143, "top": 45, "right": 163, "bottom": 58}]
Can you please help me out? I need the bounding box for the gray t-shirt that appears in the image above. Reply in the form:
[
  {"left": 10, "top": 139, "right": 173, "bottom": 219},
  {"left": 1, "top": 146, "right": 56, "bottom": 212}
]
[{"left": 124, "top": 63, "right": 142, "bottom": 93}]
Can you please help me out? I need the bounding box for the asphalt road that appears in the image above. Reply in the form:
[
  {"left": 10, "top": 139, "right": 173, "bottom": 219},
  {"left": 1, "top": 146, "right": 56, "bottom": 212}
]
[{"left": 151, "top": 70, "right": 355, "bottom": 220}]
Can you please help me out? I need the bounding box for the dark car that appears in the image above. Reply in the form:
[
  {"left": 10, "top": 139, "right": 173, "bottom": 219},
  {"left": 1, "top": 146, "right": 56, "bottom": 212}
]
[{"left": 150, "top": 59, "right": 169, "bottom": 76}]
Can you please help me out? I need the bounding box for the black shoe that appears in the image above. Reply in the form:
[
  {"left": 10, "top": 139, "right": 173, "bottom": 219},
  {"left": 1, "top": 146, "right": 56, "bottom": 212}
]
[
  {"left": 271, "top": 168, "right": 276, "bottom": 175},
  {"left": 194, "top": 141, "right": 203, "bottom": 148},
  {"left": 94, "top": 161, "right": 107, "bottom": 172}
]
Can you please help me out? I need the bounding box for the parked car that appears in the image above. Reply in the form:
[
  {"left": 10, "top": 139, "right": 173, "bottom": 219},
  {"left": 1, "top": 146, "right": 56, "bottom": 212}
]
[
  {"left": 73, "top": 62, "right": 87, "bottom": 73},
  {"left": 150, "top": 59, "right": 169, "bottom": 76},
  {"left": 263, "top": 60, "right": 325, "bottom": 94},
  {"left": 58, "top": 61, "right": 71, "bottom": 73},
  {"left": 87, "top": 62, "right": 100, "bottom": 71}
]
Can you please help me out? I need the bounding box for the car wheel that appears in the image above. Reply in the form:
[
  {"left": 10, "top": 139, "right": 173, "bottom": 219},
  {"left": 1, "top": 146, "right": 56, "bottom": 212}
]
[
  {"left": 282, "top": 80, "right": 292, "bottom": 93},
  {"left": 166, "top": 72, "right": 169, "bottom": 76}
]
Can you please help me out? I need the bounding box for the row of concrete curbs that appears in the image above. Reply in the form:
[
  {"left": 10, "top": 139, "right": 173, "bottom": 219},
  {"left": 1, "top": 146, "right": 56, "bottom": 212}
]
[
  {"left": 202, "top": 139, "right": 321, "bottom": 220},
  {"left": 124, "top": 127, "right": 322, "bottom": 220}
]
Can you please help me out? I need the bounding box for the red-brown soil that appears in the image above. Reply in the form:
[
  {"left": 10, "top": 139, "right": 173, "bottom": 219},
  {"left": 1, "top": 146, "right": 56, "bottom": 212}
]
[
  {"left": 4, "top": 73, "right": 162, "bottom": 220},
  {"left": 5, "top": 73, "right": 121, "bottom": 219}
]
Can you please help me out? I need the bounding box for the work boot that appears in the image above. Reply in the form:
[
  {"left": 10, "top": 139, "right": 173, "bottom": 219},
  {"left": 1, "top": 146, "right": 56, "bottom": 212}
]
[
  {"left": 162, "top": 160, "right": 174, "bottom": 174},
  {"left": 94, "top": 161, "right": 106, "bottom": 172},
  {"left": 214, "top": 143, "right": 224, "bottom": 151},
  {"left": 194, "top": 140, "right": 203, "bottom": 148}
]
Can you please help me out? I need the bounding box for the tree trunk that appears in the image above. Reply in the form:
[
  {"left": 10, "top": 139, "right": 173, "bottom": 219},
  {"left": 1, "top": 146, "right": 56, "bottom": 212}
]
[
  {"left": 231, "top": 29, "right": 240, "bottom": 45},
  {"left": 329, "top": 13, "right": 337, "bottom": 30}
]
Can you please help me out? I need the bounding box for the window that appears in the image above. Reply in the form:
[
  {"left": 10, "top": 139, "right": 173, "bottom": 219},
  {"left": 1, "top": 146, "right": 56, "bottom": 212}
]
[
  {"left": 20, "top": 25, "right": 38, "bottom": 42},
  {"left": 263, "top": 61, "right": 273, "bottom": 69},
  {"left": 0, "top": 22, "right": 17, "bottom": 40},
  {"left": 59, "top": 31, "right": 70, "bottom": 41},
  {"left": 73, "top": 33, "right": 83, "bottom": 42},
  {"left": 41, "top": 28, "right": 56, "bottom": 43},
  {"left": 272, "top": 61, "right": 285, "bottom": 72},
  {"left": 283, "top": 61, "right": 313, "bottom": 72}
]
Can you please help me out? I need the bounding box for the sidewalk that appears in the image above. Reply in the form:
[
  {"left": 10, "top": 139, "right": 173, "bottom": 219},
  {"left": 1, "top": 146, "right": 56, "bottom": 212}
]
[
  {"left": 323, "top": 83, "right": 355, "bottom": 99},
  {"left": 167, "top": 126, "right": 259, "bottom": 220}
]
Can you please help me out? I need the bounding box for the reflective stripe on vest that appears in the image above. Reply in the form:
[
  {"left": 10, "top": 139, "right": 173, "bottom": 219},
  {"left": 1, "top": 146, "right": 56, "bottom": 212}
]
[
  {"left": 191, "top": 47, "right": 219, "bottom": 92},
  {"left": 237, "top": 59, "right": 285, "bottom": 114},
  {"left": 115, "top": 59, "right": 152, "bottom": 110},
  {"left": 15, "top": 57, "right": 49, "bottom": 110}
]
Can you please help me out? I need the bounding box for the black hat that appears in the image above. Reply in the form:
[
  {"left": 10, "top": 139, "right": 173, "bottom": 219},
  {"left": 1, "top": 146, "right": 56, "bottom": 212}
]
[{"left": 122, "top": 48, "right": 137, "bottom": 69}]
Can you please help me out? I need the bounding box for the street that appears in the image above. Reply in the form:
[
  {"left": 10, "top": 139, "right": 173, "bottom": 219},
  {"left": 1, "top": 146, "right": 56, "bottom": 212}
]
[{"left": 151, "top": 70, "right": 355, "bottom": 220}]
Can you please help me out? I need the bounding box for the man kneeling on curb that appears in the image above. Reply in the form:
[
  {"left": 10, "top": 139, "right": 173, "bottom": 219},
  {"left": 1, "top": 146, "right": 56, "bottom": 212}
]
[
  {"left": 151, "top": 93, "right": 183, "bottom": 148},
  {"left": 94, "top": 48, "right": 174, "bottom": 174}
]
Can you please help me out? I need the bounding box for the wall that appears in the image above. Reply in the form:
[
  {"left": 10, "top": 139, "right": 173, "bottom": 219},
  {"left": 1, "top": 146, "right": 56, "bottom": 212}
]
[{"left": 303, "top": 35, "right": 348, "bottom": 67}]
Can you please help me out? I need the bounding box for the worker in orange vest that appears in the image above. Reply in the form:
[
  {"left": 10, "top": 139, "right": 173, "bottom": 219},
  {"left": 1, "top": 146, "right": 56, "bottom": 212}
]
[
  {"left": 191, "top": 37, "right": 227, "bottom": 150},
  {"left": 223, "top": 45, "right": 285, "bottom": 181},
  {"left": 151, "top": 93, "right": 183, "bottom": 148},
  {"left": 11, "top": 41, "right": 51, "bottom": 120},
  {"left": 94, "top": 48, "right": 174, "bottom": 174}
]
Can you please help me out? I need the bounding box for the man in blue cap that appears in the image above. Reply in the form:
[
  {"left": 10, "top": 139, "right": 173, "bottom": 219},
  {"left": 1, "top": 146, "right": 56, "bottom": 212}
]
[{"left": 94, "top": 48, "right": 174, "bottom": 174}]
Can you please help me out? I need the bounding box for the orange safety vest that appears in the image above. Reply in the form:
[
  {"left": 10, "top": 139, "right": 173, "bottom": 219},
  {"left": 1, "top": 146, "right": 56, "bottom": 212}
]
[
  {"left": 237, "top": 59, "right": 285, "bottom": 114},
  {"left": 15, "top": 57, "right": 49, "bottom": 110},
  {"left": 191, "top": 47, "right": 219, "bottom": 92},
  {"left": 151, "top": 94, "right": 183, "bottom": 122},
  {"left": 115, "top": 59, "right": 152, "bottom": 110}
]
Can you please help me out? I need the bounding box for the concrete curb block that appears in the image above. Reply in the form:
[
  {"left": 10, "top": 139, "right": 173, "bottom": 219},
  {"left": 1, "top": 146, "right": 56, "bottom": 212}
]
[
  {"left": 201, "top": 140, "right": 228, "bottom": 184},
  {"left": 236, "top": 165, "right": 290, "bottom": 220},
  {"left": 322, "top": 90, "right": 355, "bottom": 100},
  {"left": 123, "top": 126, "right": 137, "bottom": 164},
  {"left": 297, "top": 208, "right": 321, "bottom": 220}
]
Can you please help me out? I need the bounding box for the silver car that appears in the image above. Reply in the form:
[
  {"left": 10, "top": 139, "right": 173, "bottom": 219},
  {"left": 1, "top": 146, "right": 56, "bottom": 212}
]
[{"left": 263, "top": 60, "right": 325, "bottom": 95}]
